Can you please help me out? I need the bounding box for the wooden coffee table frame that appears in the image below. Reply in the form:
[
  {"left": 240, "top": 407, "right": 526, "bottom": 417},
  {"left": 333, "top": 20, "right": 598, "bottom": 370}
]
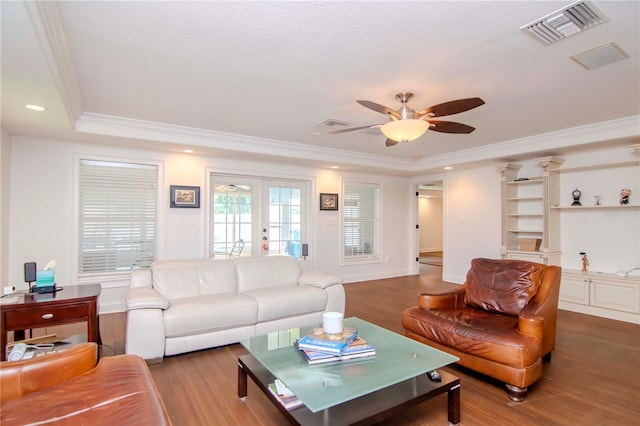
[{"left": 238, "top": 354, "right": 461, "bottom": 426}]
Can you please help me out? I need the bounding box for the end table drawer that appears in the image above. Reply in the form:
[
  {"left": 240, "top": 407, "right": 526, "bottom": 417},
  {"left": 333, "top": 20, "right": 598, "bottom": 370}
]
[{"left": 5, "top": 304, "right": 89, "bottom": 329}]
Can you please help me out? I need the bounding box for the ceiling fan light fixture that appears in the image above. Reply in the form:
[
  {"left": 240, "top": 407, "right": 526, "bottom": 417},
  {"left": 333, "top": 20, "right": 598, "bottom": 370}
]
[{"left": 381, "top": 119, "right": 430, "bottom": 142}]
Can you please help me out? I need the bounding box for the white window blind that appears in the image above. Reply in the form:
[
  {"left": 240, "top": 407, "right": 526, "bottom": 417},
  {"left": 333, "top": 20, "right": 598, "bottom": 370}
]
[
  {"left": 343, "top": 181, "right": 380, "bottom": 261},
  {"left": 79, "top": 160, "right": 158, "bottom": 274}
]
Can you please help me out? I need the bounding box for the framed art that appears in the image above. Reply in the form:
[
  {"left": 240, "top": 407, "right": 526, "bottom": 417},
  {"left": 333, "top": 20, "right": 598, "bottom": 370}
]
[
  {"left": 170, "top": 185, "right": 200, "bottom": 208},
  {"left": 319, "top": 193, "right": 339, "bottom": 211}
]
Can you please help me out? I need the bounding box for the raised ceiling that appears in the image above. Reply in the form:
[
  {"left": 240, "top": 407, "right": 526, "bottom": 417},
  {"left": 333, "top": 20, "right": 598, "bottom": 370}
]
[{"left": 2, "top": 1, "right": 639, "bottom": 175}]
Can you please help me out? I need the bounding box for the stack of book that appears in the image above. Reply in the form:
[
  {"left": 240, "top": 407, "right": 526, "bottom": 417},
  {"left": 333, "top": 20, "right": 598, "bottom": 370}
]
[
  {"left": 296, "top": 326, "right": 376, "bottom": 365},
  {"left": 268, "top": 379, "right": 304, "bottom": 410}
]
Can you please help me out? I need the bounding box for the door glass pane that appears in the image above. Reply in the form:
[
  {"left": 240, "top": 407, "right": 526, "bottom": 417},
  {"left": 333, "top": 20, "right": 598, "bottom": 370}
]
[
  {"left": 211, "top": 183, "right": 253, "bottom": 257},
  {"left": 267, "top": 185, "right": 302, "bottom": 257}
]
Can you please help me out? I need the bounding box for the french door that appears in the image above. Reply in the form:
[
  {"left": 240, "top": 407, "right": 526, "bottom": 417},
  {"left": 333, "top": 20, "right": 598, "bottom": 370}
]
[{"left": 210, "top": 175, "right": 306, "bottom": 258}]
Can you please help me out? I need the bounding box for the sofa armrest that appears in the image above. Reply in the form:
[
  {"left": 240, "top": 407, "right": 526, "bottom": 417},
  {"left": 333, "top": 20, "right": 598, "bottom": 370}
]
[
  {"left": 125, "top": 288, "right": 170, "bottom": 310},
  {"left": 130, "top": 269, "right": 152, "bottom": 288},
  {"left": 418, "top": 285, "right": 467, "bottom": 310},
  {"left": 0, "top": 343, "right": 98, "bottom": 404},
  {"left": 298, "top": 271, "right": 343, "bottom": 289}
]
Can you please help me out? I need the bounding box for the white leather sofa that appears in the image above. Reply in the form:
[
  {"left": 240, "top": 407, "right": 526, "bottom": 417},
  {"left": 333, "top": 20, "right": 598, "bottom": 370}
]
[{"left": 124, "top": 256, "right": 345, "bottom": 360}]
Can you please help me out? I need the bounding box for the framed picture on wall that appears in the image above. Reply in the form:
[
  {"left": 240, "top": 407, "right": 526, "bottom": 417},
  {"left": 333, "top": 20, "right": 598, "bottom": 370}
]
[
  {"left": 170, "top": 185, "right": 200, "bottom": 208},
  {"left": 319, "top": 193, "right": 339, "bottom": 211}
]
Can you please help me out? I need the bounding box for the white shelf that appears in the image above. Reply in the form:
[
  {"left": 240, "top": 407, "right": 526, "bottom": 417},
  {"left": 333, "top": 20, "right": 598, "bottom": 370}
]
[
  {"left": 507, "top": 229, "right": 543, "bottom": 233},
  {"left": 506, "top": 178, "right": 543, "bottom": 185},
  {"left": 550, "top": 205, "right": 639, "bottom": 210},
  {"left": 507, "top": 197, "right": 543, "bottom": 201},
  {"left": 507, "top": 214, "right": 543, "bottom": 217}
]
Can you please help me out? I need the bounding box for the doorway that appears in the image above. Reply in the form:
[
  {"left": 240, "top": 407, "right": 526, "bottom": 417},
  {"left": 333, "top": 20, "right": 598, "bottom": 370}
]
[
  {"left": 417, "top": 182, "right": 444, "bottom": 270},
  {"left": 209, "top": 175, "right": 307, "bottom": 258}
]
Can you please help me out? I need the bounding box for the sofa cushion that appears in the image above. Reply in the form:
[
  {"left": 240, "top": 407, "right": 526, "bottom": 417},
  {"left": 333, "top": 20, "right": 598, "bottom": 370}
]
[
  {"left": 163, "top": 294, "right": 257, "bottom": 338},
  {"left": 464, "top": 258, "right": 543, "bottom": 316},
  {"left": 151, "top": 259, "right": 237, "bottom": 299},
  {"left": 233, "top": 256, "right": 301, "bottom": 293},
  {"left": 402, "top": 305, "right": 540, "bottom": 368},
  {"left": 243, "top": 286, "right": 328, "bottom": 322}
]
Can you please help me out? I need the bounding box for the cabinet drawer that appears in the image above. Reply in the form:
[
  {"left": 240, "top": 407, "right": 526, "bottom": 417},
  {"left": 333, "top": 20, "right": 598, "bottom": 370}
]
[{"left": 4, "top": 304, "right": 89, "bottom": 329}]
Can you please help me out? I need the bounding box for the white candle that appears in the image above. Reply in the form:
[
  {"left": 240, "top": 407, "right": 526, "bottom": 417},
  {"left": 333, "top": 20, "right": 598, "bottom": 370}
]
[{"left": 322, "top": 312, "right": 343, "bottom": 334}]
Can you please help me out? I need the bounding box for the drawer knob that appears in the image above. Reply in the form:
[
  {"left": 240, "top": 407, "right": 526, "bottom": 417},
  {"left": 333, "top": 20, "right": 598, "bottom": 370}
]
[{"left": 42, "top": 313, "right": 54, "bottom": 320}]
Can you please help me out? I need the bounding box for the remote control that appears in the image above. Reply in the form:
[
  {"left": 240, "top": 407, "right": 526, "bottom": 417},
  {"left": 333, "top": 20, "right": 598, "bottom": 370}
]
[{"left": 427, "top": 370, "right": 441, "bottom": 382}]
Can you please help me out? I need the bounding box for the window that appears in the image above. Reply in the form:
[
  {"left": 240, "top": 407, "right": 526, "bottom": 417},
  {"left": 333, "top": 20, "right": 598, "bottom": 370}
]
[
  {"left": 343, "top": 181, "right": 380, "bottom": 262},
  {"left": 79, "top": 160, "right": 158, "bottom": 275}
]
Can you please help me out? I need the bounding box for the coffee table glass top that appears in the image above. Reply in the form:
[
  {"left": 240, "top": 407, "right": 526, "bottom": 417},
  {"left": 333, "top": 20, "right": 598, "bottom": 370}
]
[{"left": 240, "top": 317, "right": 458, "bottom": 413}]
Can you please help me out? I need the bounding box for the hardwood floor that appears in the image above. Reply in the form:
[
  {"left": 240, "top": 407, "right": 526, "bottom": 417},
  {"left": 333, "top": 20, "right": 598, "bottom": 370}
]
[{"left": 31, "top": 265, "right": 640, "bottom": 425}]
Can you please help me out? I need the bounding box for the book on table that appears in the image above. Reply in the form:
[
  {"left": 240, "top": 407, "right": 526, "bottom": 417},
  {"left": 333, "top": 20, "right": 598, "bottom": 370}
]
[
  {"left": 299, "top": 336, "right": 376, "bottom": 365},
  {"left": 268, "top": 379, "right": 304, "bottom": 410},
  {"left": 296, "top": 326, "right": 358, "bottom": 355}
]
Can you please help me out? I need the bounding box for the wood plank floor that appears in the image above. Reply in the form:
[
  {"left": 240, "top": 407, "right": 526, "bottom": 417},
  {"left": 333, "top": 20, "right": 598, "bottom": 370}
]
[{"left": 29, "top": 264, "right": 640, "bottom": 425}]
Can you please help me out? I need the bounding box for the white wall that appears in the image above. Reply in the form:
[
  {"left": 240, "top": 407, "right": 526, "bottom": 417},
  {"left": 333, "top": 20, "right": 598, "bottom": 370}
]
[
  {"left": 7, "top": 134, "right": 638, "bottom": 313},
  {"left": 1, "top": 128, "right": 11, "bottom": 286},
  {"left": 441, "top": 166, "right": 503, "bottom": 283},
  {"left": 8, "top": 135, "right": 413, "bottom": 311}
]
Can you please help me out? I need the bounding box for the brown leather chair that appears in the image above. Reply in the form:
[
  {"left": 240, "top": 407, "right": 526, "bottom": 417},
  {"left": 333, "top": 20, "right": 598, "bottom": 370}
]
[
  {"left": 402, "top": 258, "right": 561, "bottom": 401},
  {"left": 1, "top": 342, "right": 171, "bottom": 425}
]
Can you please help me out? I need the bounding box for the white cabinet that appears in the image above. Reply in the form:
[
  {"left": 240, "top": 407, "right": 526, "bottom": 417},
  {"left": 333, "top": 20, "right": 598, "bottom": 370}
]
[
  {"left": 505, "top": 250, "right": 557, "bottom": 265},
  {"left": 497, "top": 157, "right": 563, "bottom": 265},
  {"left": 560, "top": 269, "right": 640, "bottom": 324}
]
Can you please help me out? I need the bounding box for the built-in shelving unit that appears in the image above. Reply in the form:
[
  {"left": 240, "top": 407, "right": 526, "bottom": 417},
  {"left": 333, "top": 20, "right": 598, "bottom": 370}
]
[{"left": 496, "top": 157, "right": 563, "bottom": 265}]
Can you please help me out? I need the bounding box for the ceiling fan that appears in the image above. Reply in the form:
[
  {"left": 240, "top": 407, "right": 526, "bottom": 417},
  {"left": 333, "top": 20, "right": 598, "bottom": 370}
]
[{"left": 328, "top": 92, "right": 485, "bottom": 147}]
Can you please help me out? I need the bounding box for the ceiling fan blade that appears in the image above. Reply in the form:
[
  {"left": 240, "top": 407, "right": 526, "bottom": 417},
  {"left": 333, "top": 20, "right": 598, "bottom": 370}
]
[
  {"left": 385, "top": 138, "right": 399, "bottom": 147},
  {"left": 417, "top": 97, "right": 485, "bottom": 118},
  {"left": 357, "top": 100, "right": 401, "bottom": 119},
  {"left": 427, "top": 120, "right": 476, "bottom": 134},
  {"left": 327, "top": 124, "right": 382, "bottom": 135}
]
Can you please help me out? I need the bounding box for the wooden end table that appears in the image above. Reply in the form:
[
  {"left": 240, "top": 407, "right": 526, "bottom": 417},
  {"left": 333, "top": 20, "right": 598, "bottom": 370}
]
[{"left": 1, "top": 284, "right": 101, "bottom": 361}]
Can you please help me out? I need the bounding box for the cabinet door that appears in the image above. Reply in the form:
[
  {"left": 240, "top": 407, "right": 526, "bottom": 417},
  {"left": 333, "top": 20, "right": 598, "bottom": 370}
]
[
  {"left": 590, "top": 278, "right": 640, "bottom": 313},
  {"left": 560, "top": 274, "right": 589, "bottom": 305}
]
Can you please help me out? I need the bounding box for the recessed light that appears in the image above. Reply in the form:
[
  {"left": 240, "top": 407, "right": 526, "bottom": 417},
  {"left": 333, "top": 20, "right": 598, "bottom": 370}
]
[
  {"left": 183, "top": 149, "right": 194, "bottom": 154},
  {"left": 330, "top": 166, "right": 339, "bottom": 169},
  {"left": 25, "top": 104, "right": 46, "bottom": 111},
  {"left": 444, "top": 166, "right": 453, "bottom": 170}
]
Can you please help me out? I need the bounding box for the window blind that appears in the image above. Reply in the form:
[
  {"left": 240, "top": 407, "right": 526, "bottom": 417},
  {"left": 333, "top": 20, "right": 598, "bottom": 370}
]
[
  {"left": 343, "top": 182, "right": 380, "bottom": 260},
  {"left": 79, "top": 160, "right": 158, "bottom": 274}
]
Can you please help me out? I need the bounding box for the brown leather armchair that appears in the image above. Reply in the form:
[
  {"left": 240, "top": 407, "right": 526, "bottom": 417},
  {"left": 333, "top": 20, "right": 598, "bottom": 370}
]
[
  {"left": 402, "top": 258, "right": 561, "bottom": 401},
  {"left": 1, "top": 342, "right": 171, "bottom": 425}
]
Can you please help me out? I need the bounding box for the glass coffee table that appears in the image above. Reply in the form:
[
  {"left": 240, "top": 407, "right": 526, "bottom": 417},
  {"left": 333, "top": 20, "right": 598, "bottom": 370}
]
[{"left": 239, "top": 317, "right": 460, "bottom": 425}]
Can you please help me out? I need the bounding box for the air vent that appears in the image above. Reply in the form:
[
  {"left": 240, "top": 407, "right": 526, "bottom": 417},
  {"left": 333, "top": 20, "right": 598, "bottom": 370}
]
[
  {"left": 316, "top": 119, "right": 350, "bottom": 128},
  {"left": 520, "top": 0, "right": 608, "bottom": 45}
]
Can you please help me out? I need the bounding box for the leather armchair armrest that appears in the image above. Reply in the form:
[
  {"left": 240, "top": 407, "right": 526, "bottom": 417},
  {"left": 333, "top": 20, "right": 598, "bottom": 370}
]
[
  {"left": 0, "top": 343, "right": 98, "bottom": 404},
  {"left": 298, "top": 271, "right": 343, "bottom": 289},
  {"left": 418, "top": 285, "right": 467, "bottom": 309},
  {"left": 518, "top": 307, "right": 544, "bottom": 343},
  {"left": 125, "top": 288, "right": 170, "bottom": 310}
]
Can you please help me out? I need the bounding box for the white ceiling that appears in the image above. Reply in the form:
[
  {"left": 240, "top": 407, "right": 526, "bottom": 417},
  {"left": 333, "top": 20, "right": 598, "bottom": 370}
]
[{"left": 2, "top": 1, "right": 639, "bottom": 175}]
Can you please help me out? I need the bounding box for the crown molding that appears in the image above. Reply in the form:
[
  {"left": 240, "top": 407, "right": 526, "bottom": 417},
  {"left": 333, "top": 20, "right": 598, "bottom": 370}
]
[
  {"left": 76, "top": 112, "right": 639, "bottom": 175},
  {"left": 75, "top": 112, "right": 418, "bottom": 172},
  {"left": 24, "top": 1, "right": 83, "bottom": 125},
  {"left": 412, "top": 115, "right": 640, "bottom": 172}
]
